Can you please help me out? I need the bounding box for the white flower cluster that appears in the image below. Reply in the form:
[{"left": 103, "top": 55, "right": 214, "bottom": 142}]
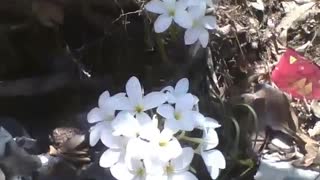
[
  {"left": 145, "top": 0, "right": 217, "bottom": 48},
  {"left": 88, "top": 76, "right": 225, "bottom": 180}
]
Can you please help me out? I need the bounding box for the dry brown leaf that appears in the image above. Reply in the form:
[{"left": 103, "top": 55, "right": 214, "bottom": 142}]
[
  {"left": 276, "top": 2, "right": 315, "bottom": 45},
  {"left": 293, "top": 133, "right": 319, "bottom": 167},
  {"left": 249, "top": 0, "right": 265, "bottom": 11},
  {"left": 311, "top": 100, "right": 320, "bottom": 118}
]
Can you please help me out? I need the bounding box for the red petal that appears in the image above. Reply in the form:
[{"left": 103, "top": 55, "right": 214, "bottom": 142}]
[{"left": 271, "top": 48, "right": 320, "bottom": 99}]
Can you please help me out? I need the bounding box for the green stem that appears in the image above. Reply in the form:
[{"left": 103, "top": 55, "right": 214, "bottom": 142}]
[
  {"left": 179, "top": 136, "right": 203, "bottom": 144},
  {"left": 155, "top": 34, "right": 168, "bottom": 63}
]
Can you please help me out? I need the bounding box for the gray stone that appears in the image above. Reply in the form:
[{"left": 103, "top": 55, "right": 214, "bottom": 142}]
[
  {"left": 0, "top": 168, "right": 5, "bottom": 180},
  {"left": 0, "top": 127, "right": 12, "bottom": 157},
  {"left": 255, "top": 159, "right": 320, "bottom": 180}
]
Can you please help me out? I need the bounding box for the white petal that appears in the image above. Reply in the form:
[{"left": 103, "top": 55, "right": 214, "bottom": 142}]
[
  {"left": 165, "top": 117, "right": 183, "bottom": 131},
  {"left": 174, "top": 78, "right": 189, "bottom": 94},
  {"left": 184, "top": 27, "right": 200, "bottom": 45},
  {"left": 160, "top": 128, "right": 174, "bottom": 141},
  {"left": 193, "top": 95, "right": 199, "bottom": 105},
  {"left": 87, "top": 107, "right": 103, "bottom": 123},
  {"left": 144, "top": 157, "right": 166, "bottom": 176},
  {"left": 157, "top": 104, "right": 175, "bottom": 119},
  {"left": 139, "top": 123, "right": 160, "bottom": 142},
  {"left": 161, "top": 86, "right": 175, "bottom": 103},
  {"left": 100, "top": 92, "right": 127, "bottom": 109},
  {"left": 126, "top": 76, "right": 143, "bottom": 105},
  {"left": 209, "top": 165, "right": 220, "bottom": 180},
  {"left": 201, "top": 16, "right": 216, "bottom": 30},
  {"left": 146, "top": 174, "right": 167, "bottom": 180},
  {"left": 171, "top": 171, "right": 198, "bottom": 180},
  {"left": 136, "top": 112, "right": 152, "bottom": 125},
  {"left": 204, "top": 117, "right": 221, "bottom": 128},
  {"left": 154, "top": 14, "right": 173, "bottom": 33},
  {"left": 143, "top": 92, "right": 167, "bottom": 110},
  {"left": 112, "top": 111, "right": 141, "bottom": 137},
  {"left": 166, "top": 92, "right": 176, "bottom": 104},
  {"left": 110, "top": 162, "right": 135, "bottom": 180},
  {"left": 202, "top": 128, "right": 219, "bottom": 150},
  {"left": 145, "top": 0, "right": 167, "bottom": 14},
  {"left": 99, "top": 149, "right": 122, "bottom": 168},
  {"left": 174, "top": 9, "right": 192, "bottom": 29},
  {"left": 175, "top": 93, "right": 195, "bottom": 111},
  {"left": 102, "top": 95, "right": 132, "bottom": 111},
  {"left": 188, "top": 5, "right": 206, "bottom": 19},
  {"left": 191, "top": 111, "right": 206, "bottom": 127},
  {"left": 201, "top": 149, "right": 226, "bottom": 168},
  {"left": 89, "top": 125, "right": 102, "bottom": 146},
  {"left": 98, "top": 90, "right": 110, "bottom": 108},
  {"left": 163, "top": 0, "right": 176, "bottom": 8},
  {"left": 126, "top": 138, "right": 150, "bottom": 162},
  {"left": 161, "top": 86, "right": 174, "bottom": 93},
  {"left": 198, "top": 28, "right": 209, "bottom": 48},
  {"left": 101, "top": 130, "right": 123, "bottom": 149},
  {"left": 176, "top": 0, "right": 189, "bottom": 11},
  {"left": 157, "top": 137, "right": 182, "bottom": 161},
  {"left": 175, "top": 112, "right": 195, "bottom": 131},
  {"left": 171, "top": 147, "right": 194, "bottom": 171},
  {"left": 127, "top": 157, "right": 144, "bottom": 172}
]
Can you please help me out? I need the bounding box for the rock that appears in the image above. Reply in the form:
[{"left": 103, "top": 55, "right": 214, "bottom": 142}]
[
  {"left": 0, "top": 127, "right": 12, "bottom": 157},
  {"left": 0, "top": 118, "right": 40, "bottom": 154},
  {"left": 37, "top": 156, "right": 78, "bottom": 180},
  {"left": 0, "top": 168, "right": 5, "bottom": 180},
  {"left": 0, "top": 118, "right": 29, "bottom": 138},
  {"left": 0, "top": 141, "right": 41, "bottom": 178},
  {"left": 255, "top": 159, "right": 320, "bottom": 180},
  {"left": 14, "top": 136, "right": 40, "bottom": 155}
]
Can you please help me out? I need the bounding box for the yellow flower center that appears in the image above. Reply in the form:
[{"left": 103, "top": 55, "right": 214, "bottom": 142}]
[
  {"left": 169, "top": 9, "right": 175, "bottom": 17},
  {"left": 159, "top": 140, "right": 168, "bottom": 147},
  {"left": 135, "top": 105, "right": 144, "bottom": 113},
  {"left": 174, "top": 112, "right": 182, "bottom": 120},
  {"left": 136, "top": 168, "right": 145, "bottom": 177},
  {"left": 165, "top": 164, "right": 174, "bottom": 175}
]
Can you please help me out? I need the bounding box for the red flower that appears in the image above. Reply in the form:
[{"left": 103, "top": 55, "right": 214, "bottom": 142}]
[{"left": 271, "top": 48, "right": 320, "bottom": 99}]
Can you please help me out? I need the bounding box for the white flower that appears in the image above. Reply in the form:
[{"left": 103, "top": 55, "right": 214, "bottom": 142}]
[
  {"left": 122, "top": 116, "right": 182, "bottom": 162},
  {"left": 88, "top": 118, "right": 112, "bottom": 146},
  {"left": 202, "top": 128, "right": 219, "bottom": 151},
  {"left": 148, "top": 147, "right": 198, "bottom": 180},
  {"left": 140, "top": 127, "right": 182, "bottom": 162},
  {"left": 157, "top": 93, "right": 205, "bottom": 131},
  {"left": 145, "top": 0, "right": 192, "bottom": 33},
  {"left": 162, "top": 78, "right": 199, "bottom": 105},
  {"left": 87, "top": 91, "right": 125, "bottom": 146},
  {"left": 111, "top": 111, "right": 155, "bottom": 138},
  {"left": 196, "top": 117, "right": 221, "bottom": 150},
  {"left": 184, "top": 6, "right": 217, "bottom": 47},
  {"left": 99, "top": 135, "right": 128, "bottom": 168},
  {"left": 110, "top": 159, "right": 149, "bottom": 180},
  {"left": 201, "top": 149, "right": 226, "bottom": 179},
  {"left": 111, "top": 139, "right": 166, "bottom": 180},
  {"left": 105, "top": 76, "right": 167, "bottom": 125}
]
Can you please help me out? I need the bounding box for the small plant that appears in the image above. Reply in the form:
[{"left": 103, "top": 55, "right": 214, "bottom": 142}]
[{"left": 87, "top": 76, "right": 225, "bottom": 180}]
